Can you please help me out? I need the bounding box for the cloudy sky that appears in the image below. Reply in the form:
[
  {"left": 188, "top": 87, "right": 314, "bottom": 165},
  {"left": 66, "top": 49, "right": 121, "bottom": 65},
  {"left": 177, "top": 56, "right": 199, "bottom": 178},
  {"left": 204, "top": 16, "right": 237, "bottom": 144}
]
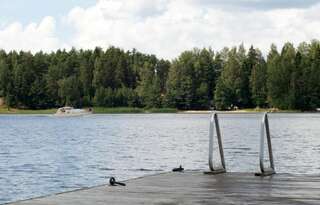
[{"left": 0, "top": 0, "right": 320, "bottom": 59}]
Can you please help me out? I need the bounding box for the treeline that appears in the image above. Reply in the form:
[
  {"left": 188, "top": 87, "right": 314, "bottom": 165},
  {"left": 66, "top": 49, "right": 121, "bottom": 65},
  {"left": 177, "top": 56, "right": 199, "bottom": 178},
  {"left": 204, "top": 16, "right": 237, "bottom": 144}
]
[
  {"left": 0, "top": 47, "right": 170, "bottom": 109},
  {"left": 0, "top": 41, "right": 319, "bottom": 111}
]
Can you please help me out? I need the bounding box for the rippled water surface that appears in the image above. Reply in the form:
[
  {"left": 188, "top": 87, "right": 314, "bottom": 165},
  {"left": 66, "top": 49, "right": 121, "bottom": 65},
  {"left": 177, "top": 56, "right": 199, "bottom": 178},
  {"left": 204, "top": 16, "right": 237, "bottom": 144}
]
[{"left": 1, "top": 113, "right": 320, "bottom": 204}]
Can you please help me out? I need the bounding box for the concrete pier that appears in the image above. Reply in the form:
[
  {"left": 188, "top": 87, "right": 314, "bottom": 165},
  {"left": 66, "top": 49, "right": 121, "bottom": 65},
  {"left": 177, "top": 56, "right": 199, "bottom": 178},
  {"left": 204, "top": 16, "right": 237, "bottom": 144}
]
[{"left": 9, "top": 172, "right": 320, "bottom": 205}]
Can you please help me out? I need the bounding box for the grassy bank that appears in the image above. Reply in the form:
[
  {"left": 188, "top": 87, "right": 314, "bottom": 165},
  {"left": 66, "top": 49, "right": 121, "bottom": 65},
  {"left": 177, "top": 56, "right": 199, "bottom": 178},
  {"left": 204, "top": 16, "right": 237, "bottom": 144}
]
[
  {"left": 0, "top": 106, "right": 178, "bottom": 114},
  {"left": 234, "top": 108, "right": 302, "bottom": 113},
  {"left": 0, "top": 107, "right": 57, "bottom": 114},
  {"left": 0, "top": 106, "right": 311, "bottom": 115},
  {"left": 93, "top": 107, "right": 177, "bottom": 114},
  {"left": 179, "top": 108, "right": 307, "bottom": 114}
]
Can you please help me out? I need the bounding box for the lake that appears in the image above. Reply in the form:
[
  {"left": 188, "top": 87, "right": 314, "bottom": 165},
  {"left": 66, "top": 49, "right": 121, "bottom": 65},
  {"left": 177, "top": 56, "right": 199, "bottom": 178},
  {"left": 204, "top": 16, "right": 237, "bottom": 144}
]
[{"left": 0, "top": 113, "right": 320, "bottom": 204}]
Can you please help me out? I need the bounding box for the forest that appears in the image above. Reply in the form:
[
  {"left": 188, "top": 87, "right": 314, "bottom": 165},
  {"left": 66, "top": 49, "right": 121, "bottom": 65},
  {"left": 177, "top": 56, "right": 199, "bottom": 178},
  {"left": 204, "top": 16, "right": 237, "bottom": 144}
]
[{"left": 0, "top": 41, "right": 319, "bottom": 111}]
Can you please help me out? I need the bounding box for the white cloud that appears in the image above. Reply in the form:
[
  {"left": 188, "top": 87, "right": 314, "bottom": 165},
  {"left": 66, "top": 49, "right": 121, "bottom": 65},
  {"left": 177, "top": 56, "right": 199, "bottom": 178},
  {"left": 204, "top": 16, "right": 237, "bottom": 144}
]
[
  {"left": 199, "top": 0, "right": 320, "bottom": 10},
  {"left": 65, "top": 0, "right": 320, "bottom": 59},
  {"left": 0, "top": 16, "right": 67, "bottom": 53},
  {"left": 1, "top": 0, "right": 320, "bottom": 59}
]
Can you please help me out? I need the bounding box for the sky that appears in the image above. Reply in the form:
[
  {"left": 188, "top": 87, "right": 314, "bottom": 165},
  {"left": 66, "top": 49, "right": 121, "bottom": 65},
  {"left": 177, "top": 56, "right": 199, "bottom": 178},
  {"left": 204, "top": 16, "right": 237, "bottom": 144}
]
[{"left": 0, "top": 0, "right": 320, "bottom": 59}]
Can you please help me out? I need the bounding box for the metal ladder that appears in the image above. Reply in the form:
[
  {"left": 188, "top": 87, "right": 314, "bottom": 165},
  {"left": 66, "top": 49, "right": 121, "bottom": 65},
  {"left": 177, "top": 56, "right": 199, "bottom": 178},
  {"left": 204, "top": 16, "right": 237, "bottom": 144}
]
[
  {"left": 205, "top": 112, "right": 275, "bottom": 176},
  {"left": 204, "top": 112, "right": 226, "bottom": 174}
]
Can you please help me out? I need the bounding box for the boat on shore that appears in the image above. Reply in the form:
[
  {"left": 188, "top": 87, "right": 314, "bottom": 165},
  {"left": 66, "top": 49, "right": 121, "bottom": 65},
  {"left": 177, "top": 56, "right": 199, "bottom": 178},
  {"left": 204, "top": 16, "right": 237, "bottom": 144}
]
[{"left": 54, "top": 107, "right": 93, "bottom": 117}]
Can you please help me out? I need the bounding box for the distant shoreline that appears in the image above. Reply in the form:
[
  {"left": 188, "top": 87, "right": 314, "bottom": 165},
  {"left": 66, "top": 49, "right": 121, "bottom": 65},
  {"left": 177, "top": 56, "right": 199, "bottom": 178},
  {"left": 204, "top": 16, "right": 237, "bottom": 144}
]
[
  {"left": 0, "top": 107, "right": 319, "bottom": 115},
  {"left": 0, "top": 107, "right": 177, "bottom": 115}
]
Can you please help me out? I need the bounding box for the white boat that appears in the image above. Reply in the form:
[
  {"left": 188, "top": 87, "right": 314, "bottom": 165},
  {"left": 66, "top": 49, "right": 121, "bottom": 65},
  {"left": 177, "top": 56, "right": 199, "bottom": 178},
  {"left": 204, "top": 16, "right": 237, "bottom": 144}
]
[{"left": 54, "top": 107, "right": 93, "bottom": 117}]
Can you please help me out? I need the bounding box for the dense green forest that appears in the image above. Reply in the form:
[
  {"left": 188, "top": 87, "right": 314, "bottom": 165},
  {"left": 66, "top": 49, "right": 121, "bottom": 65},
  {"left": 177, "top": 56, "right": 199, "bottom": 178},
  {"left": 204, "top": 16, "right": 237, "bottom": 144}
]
[{"left": 0, "top": 41, "right": 319, "bottom": 111}]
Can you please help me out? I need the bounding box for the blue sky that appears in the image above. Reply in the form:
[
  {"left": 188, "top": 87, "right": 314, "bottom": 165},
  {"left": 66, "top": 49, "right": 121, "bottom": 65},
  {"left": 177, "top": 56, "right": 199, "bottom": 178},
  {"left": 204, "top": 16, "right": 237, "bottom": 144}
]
[
  {"left": 0, "top": 0, "right": 320, "bottom": 59},
  {"left": 0, "top": 0, "right": 96, "bottom": 25}
]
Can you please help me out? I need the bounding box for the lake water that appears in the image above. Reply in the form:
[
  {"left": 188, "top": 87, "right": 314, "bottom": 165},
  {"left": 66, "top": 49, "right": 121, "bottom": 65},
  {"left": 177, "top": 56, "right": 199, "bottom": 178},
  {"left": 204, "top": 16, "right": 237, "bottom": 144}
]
[{"left": 0, "top": 113, "right": 320, "bottom": 204}]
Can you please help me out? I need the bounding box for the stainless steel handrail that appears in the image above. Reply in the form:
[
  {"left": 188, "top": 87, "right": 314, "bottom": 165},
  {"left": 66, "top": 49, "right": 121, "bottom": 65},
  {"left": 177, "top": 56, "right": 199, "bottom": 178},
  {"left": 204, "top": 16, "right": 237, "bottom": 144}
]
[
  {"left": 255, "top": 112, "right": 275, "bottom": 176},
  {"left": 205, "top": 112, "right": 226, "bottom": 174},
  {"left": 205, "top": 112, "right": 275, "bottom": 176}
]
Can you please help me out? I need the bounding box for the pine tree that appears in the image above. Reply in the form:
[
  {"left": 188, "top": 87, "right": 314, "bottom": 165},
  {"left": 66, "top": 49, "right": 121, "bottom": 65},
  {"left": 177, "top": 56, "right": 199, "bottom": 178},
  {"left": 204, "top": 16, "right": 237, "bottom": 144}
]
[
  {"left": 267, "top": 44, "right": 281, "bottom": 108},
  {"left": 250, "top": 49, "right": 267, "bottom": 107},
  {"left": 214, "top": 47, "right": 242, "bottom": 110}
]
